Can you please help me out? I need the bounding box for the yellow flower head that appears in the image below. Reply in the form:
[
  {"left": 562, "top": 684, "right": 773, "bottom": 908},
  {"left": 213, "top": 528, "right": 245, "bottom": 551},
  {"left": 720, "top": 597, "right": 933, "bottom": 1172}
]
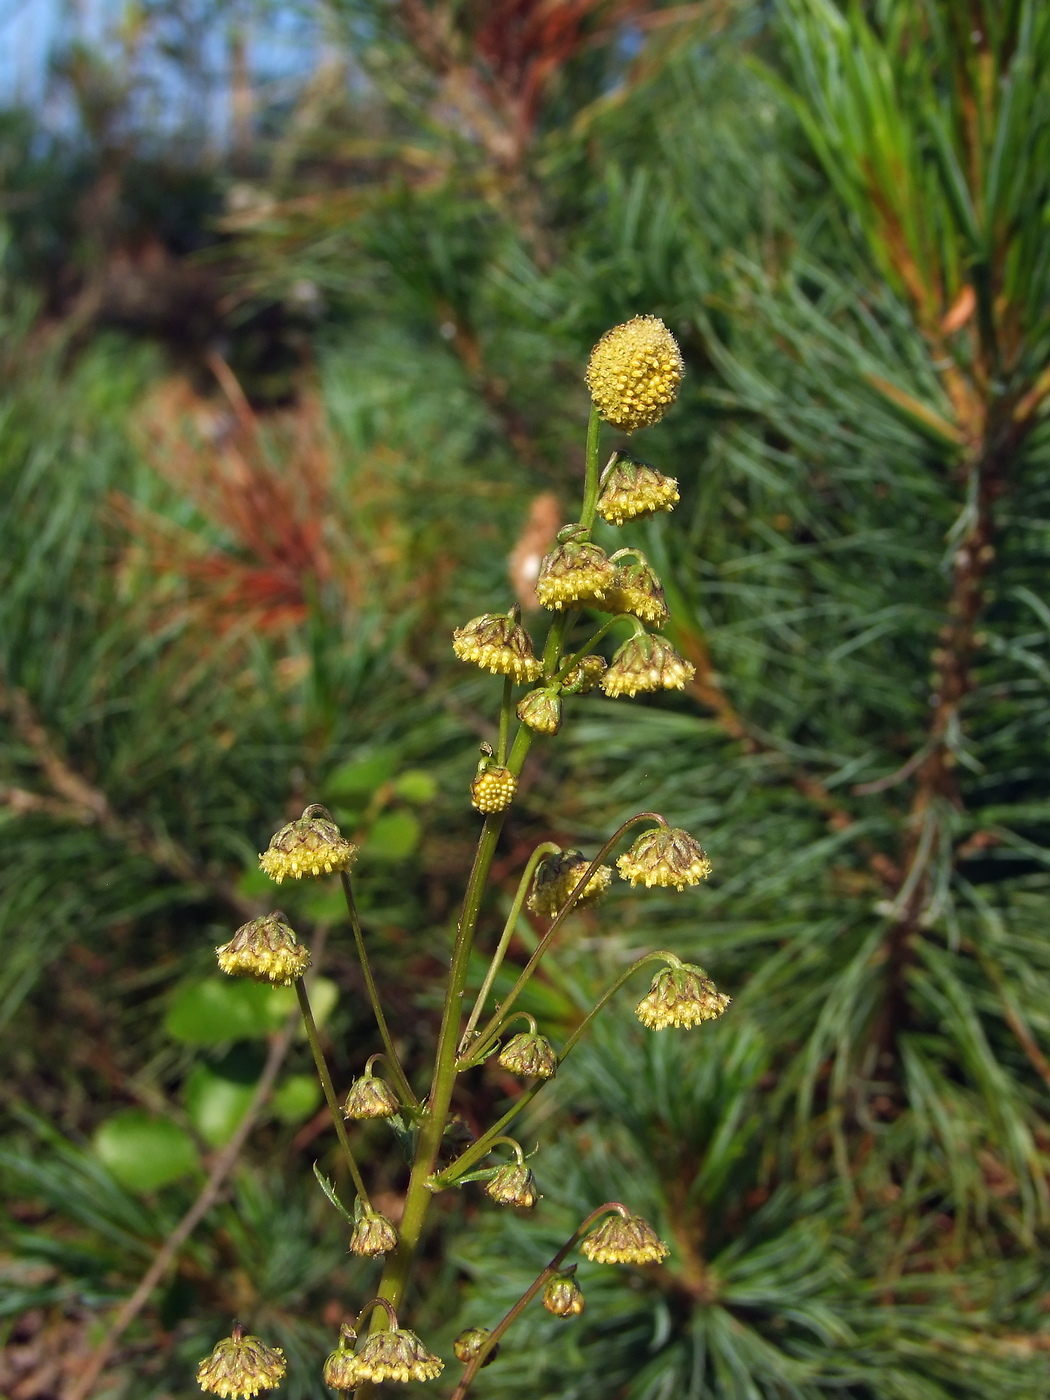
[
  {"left": 527, "top": 850, "right": 613, "bottom": 918},
  {"left": 581, "top": 1211, "right": 669, "bottom": 1265},
  {"left": 259, "top": 807, "right": 356, "bottom": 884},
  {"left": 197, "top": 1330, "right": 286, "bottom": 1400},
  {"left": 323, "top": 1326, "right": 362, "bottom": 1392},
  {"left": 600, "top": 634, "right": 694, "bottom": 698},
  {"left": 349, "top": 1211, "right": 399, "bottom": 1257},
  {"left": 497, "top": 1030, "right": 558, "bottom": 1079},
  {"left": 470, "top": 762, "right": 517, "bottom": 813},
  {"left": 216, "top": 913, "right": 310, "bottom": 986},
  {"left": 604, "top": 556, "right": 669, "bottom": 628},
  {"left": 484, "top": 1161, "right": 540, "bottom": 1209},
  {"left": 343, "top": 1072, "right": 400, "bottom": 1120},
  {"left": 617, "top": 826, "right": 712, "bottom": 890},
  {"left": 516, "top": 686, "right": 563, "bottom": 735},
  {"left": 561, "top": 654, "right": 607, "bottom": 695},
  {"left": 453, "top": 613, "right": 543, "bottom": 684},
  {"left": 586, "top": 316, "right": 684, "bottom": 432},
  {"left": 597, "top": 457, "right": 680, "bottom": 526},
  {"left": 536, "top": 539, "right": 615, "bottom": 611},
  {"left": 636, "top": 962, "right": 730, "bottom": 1030},
  {"left": 352, "top": 1328, "right": 444, "bottom": 1384}
]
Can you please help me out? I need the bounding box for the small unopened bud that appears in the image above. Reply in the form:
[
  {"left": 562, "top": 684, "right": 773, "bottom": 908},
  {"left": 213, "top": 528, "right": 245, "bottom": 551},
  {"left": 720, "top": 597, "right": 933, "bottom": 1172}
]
[
  {"left": 543, "top": 1269, "right": 584, "bottom": 1317},
  {"left": 353, "top": 1328, "right": 443, "bottom": 1383},
  {"left": 597, "top": 456, "right": 680, "bottom": 525},
  {"left": 636, "top": 963, "right": 730, "bottom": 1030},
  {"left": 497, "top": 1031, "right": 558, "bottom": 1079},
  {"left": 586, "top": 316, "right": 684, "bottom": 433},
  {"left": 536, "top": 537, "right": 615, "bottom": 611},
  {"left": 561, "top": 655, "right": 607, "bottom": 694},
  {"left": 527, "top": 850, "right": 613, "bottom": 918},
  {"left": 470, "top": 762, "right": 517, "bottom": 813},
  {"left": 323, "top": 1325, "right": 362, "bottom": 1391},
  {"left": 617, "top": 826, "right": 712, "bottom": 889},
  {"left": 453, "top": 613, "right": 543, "bottom": 684},
  {"left": 259, "top": 806, "right": 356, "bottom": 884},
  {"left": 581, "top": 1211, "right": 669, "bottom": 1265},
  {"left": 453, "top": 1327, "right": 499, "bottom": 1367},
  {"left": 343, "top": 1072, "right": 400, "bottom": 1120},
  {"left": 349, "top": 1212, "right": 399, "bottom": 1257},
  {"left": 484, "top": 1162, "right": 540, "bottom": 1209},
  {"left": 196, "top": 1328, "right": 286, "bottom": 1399},
  {"left": 216, "top": 912, "right": 310, "bottom": 986},
  {"left": 601, "top": 634, "right": 694, "bottom": 697},
  {"left": 605, "top": 557, "right": 669, "bottom": 627},
  {"left": 516, "top": 687, "right": 563, "bottom": 735}
]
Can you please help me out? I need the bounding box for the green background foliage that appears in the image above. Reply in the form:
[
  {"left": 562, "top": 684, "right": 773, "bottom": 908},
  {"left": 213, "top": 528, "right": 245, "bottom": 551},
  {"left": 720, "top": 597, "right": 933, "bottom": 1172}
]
[{"left": 3, "top": 2, "right": 1050, "bottom": 1397}]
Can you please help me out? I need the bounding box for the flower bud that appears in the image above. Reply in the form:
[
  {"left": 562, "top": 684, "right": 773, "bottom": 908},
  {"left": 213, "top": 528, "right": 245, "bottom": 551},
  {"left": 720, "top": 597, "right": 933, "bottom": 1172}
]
[
  {"left": 453, "top": 613, "right": 543, "bottom": 684},
  {"left": 581, "top": 1211, "right": 669, "bottom": 1265},
  {"left": 543, "top": 1270, "right": 584, "bottom": 1318},
  {"left": 527, "top": 850, "right": 613, "bottom": 918},
  {"left": 597, "top": 456, "right": 680, "bottom": 526},
  {"left": 586, "top": 316, "right": 684, "bottom": 432},
  {"left": 561, "top": 655, "right": 607, "bottom": 695},
  {"left": 196, "top": 1328, "right": 286, "bottom": 1399},
  {"left": 470, "top": 763, "right": 517, "bottom": 813},
  {"left": 453, "top": 1327, "right": 499, "bottom": 1367},
  {"left": 516, "top": 686, "right": 562, "bottom": 735},
  {"left": 216, "top": 912, "right": 310, "bottom": 986},
  {"left": 536, "top": 538, "right": 615, "bottom": 611},
  {"left": 343, "top": 1072, "right": 400, "bottom": 1120},
  {"left": 497, "top": 1031, "right": 558, "bottom": 1079},
  {"left": 323, "top": 1326, "right": 362, "bottom": 1391},
  {"left": 617, "top": 826, "right": 712, "bottom": 889},
  {"left": 353, "top": 1328, "right": 444, "bottom": 1383},
  {"left": 636, "top": 963, "right": 730, "bottom": 1030},
  {"left": 605, "top": 557, "right": 669, "bottom": 627},
  {"left": 484, "top": 1162, "right": 540, "bottom": 1209},
  {"left": 600, "top": 634, "right": 694, "bottom": 698},
  {"left": 349, "top": 1212, "right": 399, "bottom": 1257},
  {"left": 259, "top": 806, "right": 356, "bottom": 884}
]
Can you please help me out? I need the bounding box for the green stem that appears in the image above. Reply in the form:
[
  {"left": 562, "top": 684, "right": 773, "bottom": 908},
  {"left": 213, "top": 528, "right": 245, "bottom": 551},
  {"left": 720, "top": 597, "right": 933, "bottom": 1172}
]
[
  {"left": 433, "top": 951, "right": 675, "bottom": 1188},
  {"left": 467, "top": 812, "right": 667, "bottom": 1060},
  {"left": 294, "top": 978, "right": 371, "bottom": 1207},
  {"left": 580, "top": 406, "right": 603, "bottom": 530},
  {"left": 552, "top": 614, "right": 629, "bottom": 685},
  {"left": 497, "top": 675, "right": 513, "bottom": 764},
  {"left": 457, "top": 841, "right": 561, "bottom": 1064},
  {"left": 340, "top": 872, "right": 418, "bottom": 1108},
  {"left": 448, "top": 1203, "right": 631, "bottom": 1400}
]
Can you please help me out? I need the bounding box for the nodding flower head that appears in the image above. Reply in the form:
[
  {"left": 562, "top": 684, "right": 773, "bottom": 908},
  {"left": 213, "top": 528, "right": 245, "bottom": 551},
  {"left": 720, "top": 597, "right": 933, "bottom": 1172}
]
[
  {"left": 617, "top": 826, "right": 712, "bottom": 890},
  {"left": 536, "top": 537, "right": 615, "bottom": 611},
  {"left": 349, "top": 1212, "right": 399, "bottom": 1258},
  {"left": 484, "top": 1162, "right": 540, "bottom": 1209},
  {"left": 544, "top": 1269, "right": 585, "bottom": 1318},
  {"left": 216, "top": 913, "right": 310, "bottom": 986},
  {"left": 453, "top": 1327, "right": 499, "bottom": 1367},
  {"left": 597, "top": 456, "right": 680, "bottom": 526},
  {"left": 352, "top": 1328, "right": 444, "bottom": 1384},
  {"left": 259, "top": 807, "right": 356, "bottom": 884},
  {"left": 527, "top": 850, "right": 613, "bottom": 919},
  {"left": 600, "top": 634, "right": 694, "bottom": 698},
  {"left": 586, "top": 316, "right": 684, "bottom": 433},
  {"left": 453, "top": 613, "right": 543, "bottom": 685},
  {"left": 516, "top": 686, "right": 563, "bottom": 736},
  {"left": 561, "top": 654, "right": 607, "bottom": 695},
  {"left": 581, "top": 1211, "right": 669, "bottom": 1265},
  {"left": 196, "top": 1329, "right": 286, "bottom": 1399},
  {"left": 322, "top": 1326, "right": 362, "bottom": 1392},
  {"left": 497, "top": 1031, "right": 558, "bottom": 1080},
  {"left": 636, "top": 962, "right": 730, "bottom": 1030},
  {"left": 605, "top": 557, "right": 669, "bottom": 628},
  {"left": 343, "top": 1071, "right": 400, "bottom": 1120}
]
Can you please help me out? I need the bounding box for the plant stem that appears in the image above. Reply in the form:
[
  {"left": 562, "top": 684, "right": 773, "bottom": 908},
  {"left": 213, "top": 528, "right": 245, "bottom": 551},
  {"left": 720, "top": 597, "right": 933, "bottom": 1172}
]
[
  {"left": 457, "top": 840, "right": 561, "bottom": 1063},
  {"left": 580, "top": 406, "right": 603, "bottom": 530},
  {"left": 552, "top": 614, "right": 628, "bottom": 684},
  {"left": 294, "top": 978, "right": 371, "bottom": 1206},
  {"left": 433, "top": 951, "right": 674, "bottom": 1188},
  {"left": 496, "top": 675, "right": 513, "bottom": 764},
  {"left": 448, "top": 1203, "right": 630, "bottom": 1400},
  {"left": 340, "top": 871, "right": 418, "bottom": 1108}
]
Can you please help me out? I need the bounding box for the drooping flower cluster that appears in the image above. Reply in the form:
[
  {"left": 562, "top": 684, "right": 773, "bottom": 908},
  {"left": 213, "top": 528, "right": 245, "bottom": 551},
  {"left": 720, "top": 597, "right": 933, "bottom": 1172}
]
[
  {"left": 216, "top": 913, "right": 310, "bottom": 986},
  {"left": 582, "top": 1211, "right": 669, "bottom": 1265},
  {"left": 636, "top": 962, "right": 730, "bottom": 1030},
  {"left": 259, "top": 807, "right": 356, "bottom": 883},
  {"left": 618, "top": 826, "right": 712, "bottom": 889},
  {"left": 197, "top": 1331, "right": 286, "bottom": 1399}
]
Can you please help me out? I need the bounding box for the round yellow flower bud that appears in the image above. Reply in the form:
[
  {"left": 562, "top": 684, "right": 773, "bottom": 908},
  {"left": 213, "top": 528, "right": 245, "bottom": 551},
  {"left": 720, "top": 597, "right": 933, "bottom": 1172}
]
[
  {"left": 470, "top": 765, "right": 517, "bottom": 813},
  {"left": 586, "top": 316, "right": 684, "bottom": 432}
]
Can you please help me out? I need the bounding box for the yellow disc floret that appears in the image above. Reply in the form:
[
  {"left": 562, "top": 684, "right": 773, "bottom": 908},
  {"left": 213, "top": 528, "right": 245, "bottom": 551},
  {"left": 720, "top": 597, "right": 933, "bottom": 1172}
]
[
  {"left": 470, "top": 764, "right": 517, "bottom": 813},
  {"left": 586, "top": 316, "right": 684, "bottom": 432}
]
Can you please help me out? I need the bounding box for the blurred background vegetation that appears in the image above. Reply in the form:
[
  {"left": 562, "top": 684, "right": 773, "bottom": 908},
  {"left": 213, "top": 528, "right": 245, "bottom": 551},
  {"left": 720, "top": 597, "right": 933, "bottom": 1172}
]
[{"left": 3, "top": 1, "right": 1050, "bottom": 1397}]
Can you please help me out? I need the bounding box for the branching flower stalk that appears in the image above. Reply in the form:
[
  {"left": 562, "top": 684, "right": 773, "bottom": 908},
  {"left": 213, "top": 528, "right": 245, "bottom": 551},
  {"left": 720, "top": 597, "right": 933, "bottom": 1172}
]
[{"left": 197, "top": 316, "right": 729, "bottom": 1400}]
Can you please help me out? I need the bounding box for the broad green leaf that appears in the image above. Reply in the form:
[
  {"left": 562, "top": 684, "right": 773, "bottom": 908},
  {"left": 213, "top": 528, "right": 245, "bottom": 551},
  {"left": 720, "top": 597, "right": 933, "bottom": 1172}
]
[
  {"left": 364, "top": 811, "right": 420, "bottom": 860},
  {"left": 184, "top": 1064, "right": 256, "bottom": 1147},
  {"left": 326, "top": 752, "right": 397, "bottom": 800},
  {"left": 94, "top": 1111, "right": 199, "bottom": 1193},
  {"left": 393, "top": 769, "right": 438, "bottom": 804},
  {"left": 271, "top": 1074, "right": 322, "bottom": 1125},
  {"left": 165, "top": 977, "right": 286, "bottom": 1044}
]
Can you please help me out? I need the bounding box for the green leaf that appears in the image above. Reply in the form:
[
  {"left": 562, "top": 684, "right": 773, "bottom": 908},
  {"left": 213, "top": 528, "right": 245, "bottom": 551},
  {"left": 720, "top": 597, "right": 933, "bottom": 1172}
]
[
  {"left": 183, "top": 1064, "right": 256, "bottom": 1147},
  {"left": 326, "top": 752, "right": 397, "bottom": 800},
  {"left": 93, "top": 1111, "right": 199, "bottom": 1193},
  {"left": 165, "top": 977, "right": 288, "bottom": 1045},
  {"left": 364, "top": 811, "right": 421, "bottom": 860},
  {"left": 392, "top": 769, "right": 438, "bottom": 804},
  {"left": 271, "top": 1074, "right": 322, "bottom": 1125}
]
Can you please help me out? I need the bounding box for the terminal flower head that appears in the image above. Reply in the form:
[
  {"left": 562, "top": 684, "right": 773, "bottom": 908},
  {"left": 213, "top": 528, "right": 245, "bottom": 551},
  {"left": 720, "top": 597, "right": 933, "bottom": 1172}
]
[
  {"left": 322, "top": 1326, "right": 362, "bottom": 1392},
  {"left": 343, "top": 1070, "right": 400, "bottom": 1120},
  {"left": 216, "top": 913, "right": 310, "bottom": 986},
  {"left": 618, "top": 826, "right": 712, "bottom": 889},
  {"left": 197, "top": 1328, "right": 286, "bottom": 1399},
  {"left": 544, "top": 1269, "right": 585, "bottom": 1317},
  {"left": 259, "top": 806, "right": 356, "bottom": 884},
  {"left": 484, "top": 1162, "right": 540, "bottom": 1209},
  {"left": 453, "top": 612, "right": 543, "bottom": 684},
  {"left": 581, "top": 1211, "right": 669, "bottom": 1265},
  {"left": 586, "top": 316, "right": 684, "bottom": 433},
  {"left": 636, "top": 962, "right": 730, "bottom": 1030}
]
